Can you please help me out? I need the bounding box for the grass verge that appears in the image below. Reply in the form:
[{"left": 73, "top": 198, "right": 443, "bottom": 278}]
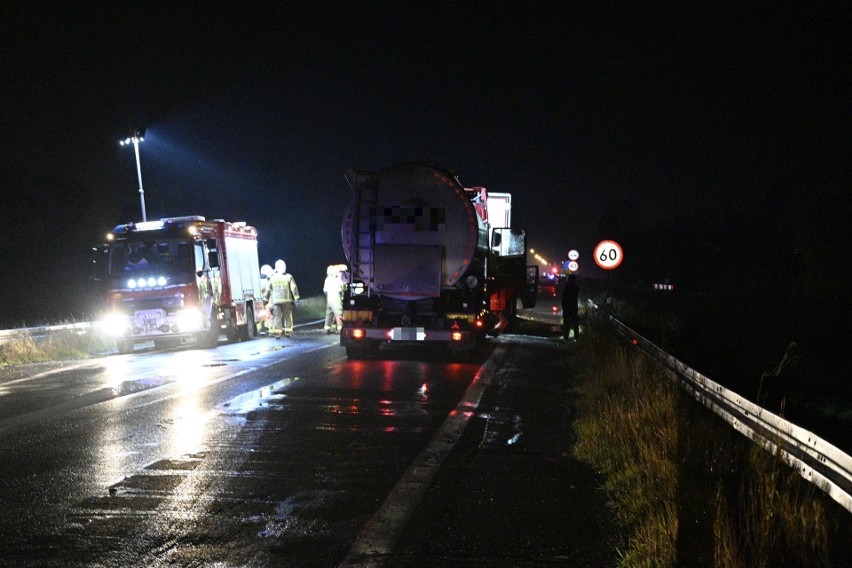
[
  {"left": 0, "top": 326, "right": 114, "bottom": 367},
  {"left": 572, "top": 323, "right": 852, "bottom": 567}
]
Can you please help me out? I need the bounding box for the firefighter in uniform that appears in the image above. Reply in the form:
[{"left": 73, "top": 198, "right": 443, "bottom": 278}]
[
  {"left": 257, "top": 264, "right": 273, "bottom": 335},
  {"left": 323, "top": 264, "right": 345, "bottom": 333},
  {"left": 265, "top": 259, "right": 300, "bottom": 338}
]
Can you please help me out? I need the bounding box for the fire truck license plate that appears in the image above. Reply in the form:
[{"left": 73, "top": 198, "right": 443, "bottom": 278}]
[
  {"left": 390, "top": 327, "right": 426, "bottom": 341},
  {"left": 137, "top": 309, "right": 163, "bottom": 329}
]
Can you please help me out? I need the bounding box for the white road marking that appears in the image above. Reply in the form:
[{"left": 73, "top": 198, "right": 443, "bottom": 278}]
[{"left": 341, "top": 344, "right": 510, "bottom": 567}]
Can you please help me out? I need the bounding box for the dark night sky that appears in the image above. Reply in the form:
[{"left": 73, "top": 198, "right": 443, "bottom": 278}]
[{"left": 1, "top": 3, "right": 849, "bottom": 325}]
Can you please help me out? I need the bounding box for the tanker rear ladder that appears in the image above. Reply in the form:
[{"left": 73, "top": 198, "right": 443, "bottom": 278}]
[{"left": 351, "top": 174, "right": 378, "bottom": 297}]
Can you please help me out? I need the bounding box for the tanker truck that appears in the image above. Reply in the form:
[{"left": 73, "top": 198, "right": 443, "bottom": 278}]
[{"left": 340, "top": 162, "right": 538, "bottom": 358}]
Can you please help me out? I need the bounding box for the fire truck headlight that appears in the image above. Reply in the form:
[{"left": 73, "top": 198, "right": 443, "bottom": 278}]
[
  {"left": 175, "top": 309, "right": 203, "bottom": 332},
  {"left": 127, "top": 279, "right": 137, "bottom": 289},
  {"left": 157, "top": 276, "right": 167, "bottom": 286},
  {"left": 136, "top": 278, "right": 147, "bottom": 288},
  {"left": 147, "top": 277, "right": 156, "bottom": 287},
  {"left": 102, "top": 313, "right": 130, "bottom": 337}
]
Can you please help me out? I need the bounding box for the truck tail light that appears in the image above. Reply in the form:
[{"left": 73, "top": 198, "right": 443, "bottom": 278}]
[
  {"left": 451, "top": 331, "right": 463, "bottom": 342},
  {"left": 352, "top": 328, "right": 365, "bottom": 340}
]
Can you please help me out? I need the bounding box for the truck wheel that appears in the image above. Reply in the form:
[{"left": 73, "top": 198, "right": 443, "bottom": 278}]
[
  {"left": 242, "top": 309, "right": 256, "bottom": 341},
  {"left": 198, "top": 318, "right": 220, "bottom": 348},
  {"left": 116, "top": 339, "right": 134, "bottom": 354},
  {"left": 225, "top": 321, "right": 240, "bottom": 343}
]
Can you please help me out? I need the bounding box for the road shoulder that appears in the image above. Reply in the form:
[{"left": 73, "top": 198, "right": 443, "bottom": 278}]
[{"left": 391, "top": 335, "right": 621, "bottom": 566}]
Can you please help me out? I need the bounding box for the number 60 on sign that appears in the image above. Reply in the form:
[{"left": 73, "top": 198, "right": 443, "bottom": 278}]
[{"left": 594, "top": 240, "right": 623, "bottom": 270}]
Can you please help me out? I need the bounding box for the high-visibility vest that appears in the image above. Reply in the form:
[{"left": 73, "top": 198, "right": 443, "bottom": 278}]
[{"left": 267, "top": 272, "right": 300, "bottom": 303}]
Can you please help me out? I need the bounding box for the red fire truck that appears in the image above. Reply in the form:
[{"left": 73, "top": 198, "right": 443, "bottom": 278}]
[{"left": 93, "top": 216, "right": 261, "bottom": 353}]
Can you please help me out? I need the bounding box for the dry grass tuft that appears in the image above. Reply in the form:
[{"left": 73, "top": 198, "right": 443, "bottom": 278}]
[{"left": 1, "top": 324, "right": 114, "bottom": 367}]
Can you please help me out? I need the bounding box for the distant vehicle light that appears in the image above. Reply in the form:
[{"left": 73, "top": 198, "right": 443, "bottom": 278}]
[{"left": 475, "top": 319, "right": 484, "bottom": 328}]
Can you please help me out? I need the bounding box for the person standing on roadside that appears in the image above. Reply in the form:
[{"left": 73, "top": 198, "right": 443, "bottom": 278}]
[
  {"left": 561, "top": 274, "right": 579, "bottom": 341},
  {"left": 323, "top": 264, "right": 345, "bottom": 333},
  {"left": 257, "top": 264, "right": 273, "bottom": 335},
  {"left": 265, "top": 259, "right": 300, "bottom": 338}
]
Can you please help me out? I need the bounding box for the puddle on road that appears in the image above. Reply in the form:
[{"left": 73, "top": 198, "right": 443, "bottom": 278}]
[
  {"left": 257, "top": 489, "right": 335, "bottom": 539},
  {"left": 222, "top": 377, "right": 299, "bottom": 414}
]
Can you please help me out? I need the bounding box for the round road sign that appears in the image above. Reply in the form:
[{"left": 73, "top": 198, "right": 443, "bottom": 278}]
[
  {"left": 594, "top": 240, "right": 623, "bottom": 270},
  {"left": 568, "top": 249, "right": 579, "bottom": 260},
  {"left": 568, "top": 260, "right": 579, "bottom": 272}
]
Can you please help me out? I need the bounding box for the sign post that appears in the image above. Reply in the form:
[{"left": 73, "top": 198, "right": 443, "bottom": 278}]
[{"left": 594, "top": 240, "right": 623, "bottom": 301}]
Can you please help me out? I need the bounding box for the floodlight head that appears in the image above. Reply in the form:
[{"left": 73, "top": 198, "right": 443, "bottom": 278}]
[{"left": 120, "top": 127, "right": 145, "bottom": 145}]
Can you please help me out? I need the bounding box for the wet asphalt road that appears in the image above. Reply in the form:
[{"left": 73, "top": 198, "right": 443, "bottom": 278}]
[{"left": 0, "top": 317, "right": 617, "bottom": 566}]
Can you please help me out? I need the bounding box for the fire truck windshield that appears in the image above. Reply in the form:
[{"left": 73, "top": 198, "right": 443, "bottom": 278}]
[{"left": 109, "top": 239, "right": 195, "bottom": 280}]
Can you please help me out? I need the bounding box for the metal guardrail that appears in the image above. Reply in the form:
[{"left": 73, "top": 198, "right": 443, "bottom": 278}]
[
  {"left": 0, "top": 321, "right": 98, "bottom": 345},
  {"left": 608, "top": 316, "right": 852, "bottom": 514},
  {"left": 0, "top": 318, "right": 325, "bottom": 346}
]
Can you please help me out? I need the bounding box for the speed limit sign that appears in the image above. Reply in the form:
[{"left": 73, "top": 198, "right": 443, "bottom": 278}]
[{"left": 594, "top": 240, "right": 623, "bottom": 270}]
